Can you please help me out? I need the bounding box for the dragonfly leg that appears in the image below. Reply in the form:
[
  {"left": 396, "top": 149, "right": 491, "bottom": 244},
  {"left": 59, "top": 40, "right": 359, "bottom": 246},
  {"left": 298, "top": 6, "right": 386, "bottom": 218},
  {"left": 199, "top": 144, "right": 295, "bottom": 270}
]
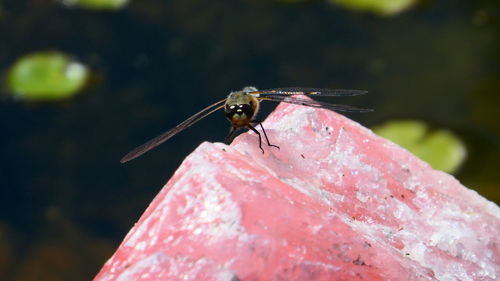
[
  {"left": 251, "top": 121, "right": 280, "bottom": 151},
  {"left": 224, "top": 126, "right": 239, "bottom": 144},
  {"left": 247, "top": 124, "right": 264, "bottom": 153},
  {"left": 258, "top": 122, "right": 280, "bottom": 150}
]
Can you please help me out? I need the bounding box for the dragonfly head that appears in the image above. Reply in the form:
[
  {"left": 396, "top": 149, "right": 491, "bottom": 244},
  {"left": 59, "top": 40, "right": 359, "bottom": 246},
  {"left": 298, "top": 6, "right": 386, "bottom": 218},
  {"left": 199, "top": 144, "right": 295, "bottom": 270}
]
[{"left": 225, "top": 90, "right": 260, "bottom": 127}]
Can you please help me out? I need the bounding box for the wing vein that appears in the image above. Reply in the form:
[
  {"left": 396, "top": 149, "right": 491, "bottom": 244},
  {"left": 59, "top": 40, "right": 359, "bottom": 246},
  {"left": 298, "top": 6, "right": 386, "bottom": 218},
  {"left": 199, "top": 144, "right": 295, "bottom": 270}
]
[
  {"left": 259, "top": 95, "right": 373, "bottom": 113},
  {"left": 253, "top": 88, "right": 367, "bottom": 97},
  {"left": 120, "top": 99, "right": 226, "bottom": 163}
]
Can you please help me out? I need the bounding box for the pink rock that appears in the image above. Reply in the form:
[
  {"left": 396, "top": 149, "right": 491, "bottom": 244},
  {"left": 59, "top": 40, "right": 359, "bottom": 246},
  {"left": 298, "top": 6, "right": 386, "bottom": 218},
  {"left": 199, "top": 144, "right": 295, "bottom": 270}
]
[{"left": 95, "top": 99, "right": 499, "bottom": 281}]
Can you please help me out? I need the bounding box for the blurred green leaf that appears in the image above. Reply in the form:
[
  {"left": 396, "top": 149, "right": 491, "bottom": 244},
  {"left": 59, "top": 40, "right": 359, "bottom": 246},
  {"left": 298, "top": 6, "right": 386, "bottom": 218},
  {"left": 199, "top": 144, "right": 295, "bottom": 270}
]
[
  {"left": 61, "top": 0, "right": 129, "bottom": 10},
  {"left": 7, "top": 52, "right": 89, "bottom": 101},
  {"left": 373, "top": 120, "right": 467, "bottom": 174},
  {"left": 329, "top": 0, "right": 417, "bottom": 16}
]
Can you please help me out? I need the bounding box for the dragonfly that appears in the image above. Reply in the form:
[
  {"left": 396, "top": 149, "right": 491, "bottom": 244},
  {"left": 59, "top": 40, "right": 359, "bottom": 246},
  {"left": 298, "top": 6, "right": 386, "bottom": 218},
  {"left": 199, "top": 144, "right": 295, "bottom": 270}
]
[{"left": 120, "top": 86, "right": 371, "bottom": 163}]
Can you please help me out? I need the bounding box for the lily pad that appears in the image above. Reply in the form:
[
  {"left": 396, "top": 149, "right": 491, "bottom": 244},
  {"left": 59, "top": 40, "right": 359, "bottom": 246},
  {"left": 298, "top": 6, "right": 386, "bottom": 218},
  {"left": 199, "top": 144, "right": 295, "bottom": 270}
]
[
  {"left": 61, "top": 0, "right": 129, "bottom": 10},
  {"left": 7, "top": 52, "right": 89, "bottom": 101},
  {"left": 328, "top": 0, "right": 417, "bottom": 16},
  {"left": 373, "top": 120, "right": 467, "bottom": 173}
]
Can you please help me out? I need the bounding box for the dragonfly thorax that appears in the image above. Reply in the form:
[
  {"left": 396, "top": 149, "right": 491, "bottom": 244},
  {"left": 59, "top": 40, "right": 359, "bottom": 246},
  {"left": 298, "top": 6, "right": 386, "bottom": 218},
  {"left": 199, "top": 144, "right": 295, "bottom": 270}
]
[{"left": 224, "top": 91, "right": 260, "bottom": 127}]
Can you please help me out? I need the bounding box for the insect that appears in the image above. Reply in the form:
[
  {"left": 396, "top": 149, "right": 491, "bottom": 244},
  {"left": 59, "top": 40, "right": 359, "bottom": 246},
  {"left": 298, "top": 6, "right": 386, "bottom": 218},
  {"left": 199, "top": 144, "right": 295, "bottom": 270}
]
[{"left": 120, "top": 86, "right": 371, "bottom": 163}]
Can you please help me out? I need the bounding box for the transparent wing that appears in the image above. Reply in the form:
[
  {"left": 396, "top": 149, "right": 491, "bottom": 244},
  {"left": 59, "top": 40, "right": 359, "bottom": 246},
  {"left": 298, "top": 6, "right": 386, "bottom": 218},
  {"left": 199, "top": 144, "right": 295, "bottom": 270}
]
[
  {"left": 259, "top": 94, "right": 373, "bottom": 113},
  {"left": 251, "top": 88, "right": 367, "bottom": 97},
  {"left": 120, "top": 99, "right": 226, "bottom": 163}
]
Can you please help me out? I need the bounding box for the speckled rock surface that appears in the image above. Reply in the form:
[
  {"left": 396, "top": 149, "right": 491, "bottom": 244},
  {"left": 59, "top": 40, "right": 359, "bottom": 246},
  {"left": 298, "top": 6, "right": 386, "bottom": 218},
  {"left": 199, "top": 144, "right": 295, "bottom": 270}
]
[{"left": 95, "top": 100, "right": 499, "bottom": 281}]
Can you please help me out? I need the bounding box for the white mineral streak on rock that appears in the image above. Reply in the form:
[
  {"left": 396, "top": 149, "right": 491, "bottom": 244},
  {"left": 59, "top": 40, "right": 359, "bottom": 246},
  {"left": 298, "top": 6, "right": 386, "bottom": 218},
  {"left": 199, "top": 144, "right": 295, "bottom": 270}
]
[{"left": 173, "top": 151, "right": 244, "bottom": 244}]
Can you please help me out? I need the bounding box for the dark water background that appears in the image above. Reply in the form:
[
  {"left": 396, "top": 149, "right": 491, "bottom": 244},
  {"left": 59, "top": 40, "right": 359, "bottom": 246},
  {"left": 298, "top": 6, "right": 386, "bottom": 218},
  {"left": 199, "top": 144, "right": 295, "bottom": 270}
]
[{"left": 0, "top": 0, "right": 499, "bottom": 280}]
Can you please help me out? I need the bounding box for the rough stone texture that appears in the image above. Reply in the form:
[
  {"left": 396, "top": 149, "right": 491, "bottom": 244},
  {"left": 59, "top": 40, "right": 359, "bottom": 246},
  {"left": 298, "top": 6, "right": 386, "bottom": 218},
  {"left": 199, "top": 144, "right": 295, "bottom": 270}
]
[{"left": 95, "top": 100, "right": 499, "bottom": 281}]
